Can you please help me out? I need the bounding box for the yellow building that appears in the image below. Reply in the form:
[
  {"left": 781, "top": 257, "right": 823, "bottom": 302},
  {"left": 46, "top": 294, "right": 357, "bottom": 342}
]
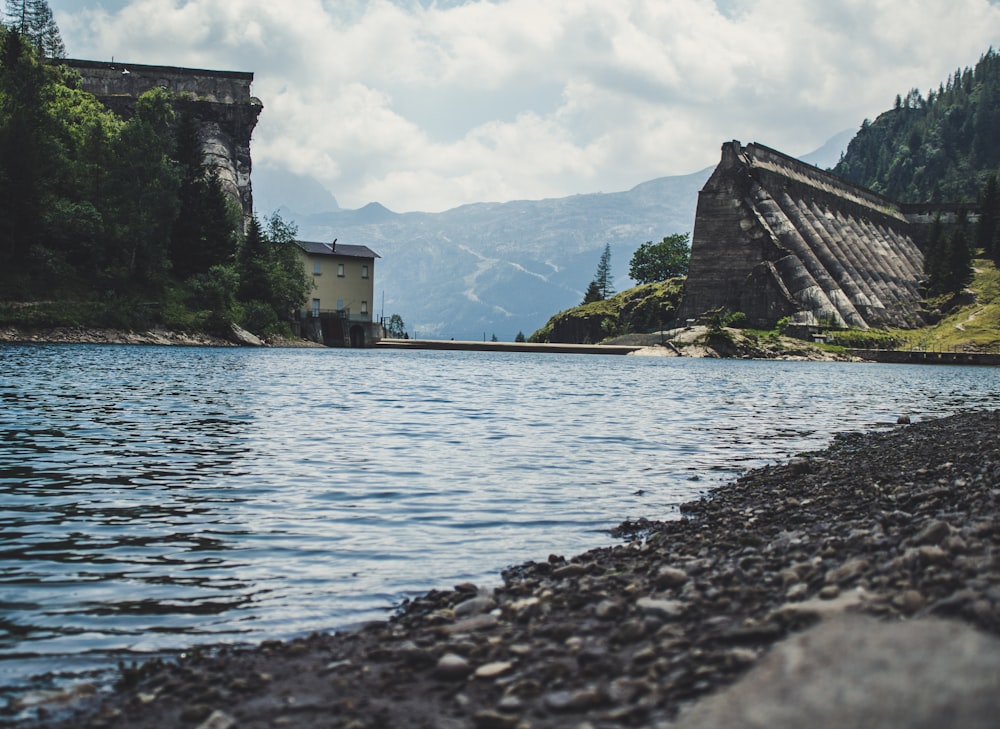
[{"left": 293, "top": 240, "right": 382, "bottom": 347}]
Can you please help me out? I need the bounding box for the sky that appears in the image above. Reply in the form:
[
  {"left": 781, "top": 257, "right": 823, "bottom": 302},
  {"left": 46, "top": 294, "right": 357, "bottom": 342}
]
[{"left": 43, "top": 0, "right": 1000, "bottom": 213}]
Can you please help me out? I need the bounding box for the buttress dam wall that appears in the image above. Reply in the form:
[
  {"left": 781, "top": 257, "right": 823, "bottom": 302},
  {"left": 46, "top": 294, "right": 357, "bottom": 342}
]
[{"left": 679, "top": 141, "right": 928, "bottom": 331}]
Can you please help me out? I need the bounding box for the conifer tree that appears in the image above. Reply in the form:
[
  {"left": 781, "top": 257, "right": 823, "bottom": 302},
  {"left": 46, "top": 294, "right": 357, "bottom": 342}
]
[
  {"left": 169, "top": 111, "right": 238, "bottom": 278},
  {"left": 0, "top": 27, "right": 48, "bottom": 263},
  {"left": 923, "top": 213, "right": 946, "bottom": 294},
  {"left": 947, "top": 210, "right": 973, "bottom": 293},
  {"left": 594, "top": 243, "right": 614, "bottom": 299},
  {"left": 581, "top": 279, "right": 601, "bottom": 305},
  {"left": 976, "top": 173, "right": 999, "bottom": 260},
  {"left": 4, "top": 0, "right": 64, "bottom": 58}
]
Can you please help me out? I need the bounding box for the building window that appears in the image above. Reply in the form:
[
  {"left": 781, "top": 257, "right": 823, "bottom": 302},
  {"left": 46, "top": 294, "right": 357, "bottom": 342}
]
[
  {"left": 313, "top": 262, "right": 321, "bottom": 275},
  {"left": 361, "top": 301, "right": 368, "bottom": 315},
  {"left": 361, "top": 265, "right": 369, "bottom": 279},
  {"left": 337, "top": 299, "right": 344, "bottom": 311},
  {"left": 311, "top": 299, "right": 320, "bottom": 317},
  {"left": 337, "top": 263, "right": 345, "bottom": 277}
]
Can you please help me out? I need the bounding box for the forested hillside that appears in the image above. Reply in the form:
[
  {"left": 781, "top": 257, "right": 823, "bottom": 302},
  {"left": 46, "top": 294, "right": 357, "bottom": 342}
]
[
  {"left": 0, "top": 23, "right": 308, "bottom": 336},
  {"left": 834, "top": 49, "right": 1000, "bottom": 203}
]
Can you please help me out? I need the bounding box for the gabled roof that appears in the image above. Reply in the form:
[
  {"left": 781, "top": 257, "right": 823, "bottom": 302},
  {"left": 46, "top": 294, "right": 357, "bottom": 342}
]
[{"left": 294, "top": 240, "right": 380, "bottom": 259}]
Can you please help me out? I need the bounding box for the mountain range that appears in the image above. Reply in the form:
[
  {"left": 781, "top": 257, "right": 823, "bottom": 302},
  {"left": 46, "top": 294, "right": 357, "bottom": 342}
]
[{"left": 254, "top": 130, "right": 854, "bottom": 341}]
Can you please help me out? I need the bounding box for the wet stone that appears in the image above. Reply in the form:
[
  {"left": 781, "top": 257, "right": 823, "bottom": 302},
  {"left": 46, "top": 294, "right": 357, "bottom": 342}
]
[
  {"left": 595, "top": 599, "right": 623, "bottom": 620},
  {"left": 655, "top": 566, "right": 690, "bottom": 589},
  {"left": 435, "top": 653, "right": 472, "bottom": 680},
  {"left": 612, "top": 619, "right": 647, "bottom": 644},
  {"left": 824, "top": 559, "right": 869, "bottom": 585},
  {"left": 475, "top": 661, "right": 514, "bottom": 679},
  {"left": 472, "top": 710, "right": 519, "bottom": 729},
  {"left": 195, "top": 711, "right": 236, "bottom": 729},
  {"left": 636, "top": 597, "right": 684, "bottom": 620},
  {"left": 912, "top": 519, "right": 952, "bottom": 546},
  {"left": 892, "top": 590, "right": 926, "bottom": 613},
  {"left": 544, "top": 686, "right": 604, "bottom": 712},
  {"left": 455, "top": 595, "right": 497, "bottom": 617}
]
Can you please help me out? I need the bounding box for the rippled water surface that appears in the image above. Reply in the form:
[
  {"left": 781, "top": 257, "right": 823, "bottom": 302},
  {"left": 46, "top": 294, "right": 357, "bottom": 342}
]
[{"left": 2, "top": 344, "right": 999, "bottom": 707}]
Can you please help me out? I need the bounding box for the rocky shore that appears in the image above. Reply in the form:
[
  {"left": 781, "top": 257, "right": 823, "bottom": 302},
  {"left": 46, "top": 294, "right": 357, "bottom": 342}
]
[
  {"left": 23, "top": 410, "right": 1000, "bottom": 729},
  {"left": 0, "top": 326, "right": 322, "bottom": 348}
]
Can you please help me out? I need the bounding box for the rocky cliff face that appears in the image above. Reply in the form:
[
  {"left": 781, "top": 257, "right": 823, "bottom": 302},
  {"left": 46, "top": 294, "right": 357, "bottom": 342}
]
[
  {"left": 680, "top": 141, "right": 927, "bottom": 330},
  {"left": 62, "top": 59, "right": 262, "bottom": 221}
]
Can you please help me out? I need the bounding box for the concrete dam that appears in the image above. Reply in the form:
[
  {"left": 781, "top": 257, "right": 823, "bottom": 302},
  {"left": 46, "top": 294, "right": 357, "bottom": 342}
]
[{"left": 679, "top": 141, "right": 929, "bottom": 331}]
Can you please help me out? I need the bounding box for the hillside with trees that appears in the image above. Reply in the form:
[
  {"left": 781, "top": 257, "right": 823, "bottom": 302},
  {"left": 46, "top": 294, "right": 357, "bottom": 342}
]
[
  {"left": 0, "top": 11, "right": 309, "bottom": 338},
  {"left": 531, "top": 237, "right": 689, "bottom": 343},
  {"left": 533, "top": 50, "right": 1000, "bottom": 349},
  {"left": 834, "top": 49, "right": 1000, "bottom": 203}
]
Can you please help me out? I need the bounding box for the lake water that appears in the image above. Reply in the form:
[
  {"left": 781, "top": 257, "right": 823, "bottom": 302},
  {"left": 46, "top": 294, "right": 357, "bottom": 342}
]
[{"left": 2, "top": 344, "right": 999, "bottom": 712}]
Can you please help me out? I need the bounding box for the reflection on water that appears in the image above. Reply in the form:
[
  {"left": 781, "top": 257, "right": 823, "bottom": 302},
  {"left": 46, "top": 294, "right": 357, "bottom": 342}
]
[{"left": 1, "top": 344, "right": 999, "bottom": 710}]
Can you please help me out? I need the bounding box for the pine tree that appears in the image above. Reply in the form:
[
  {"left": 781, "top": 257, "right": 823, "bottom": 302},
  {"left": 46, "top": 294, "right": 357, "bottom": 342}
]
[
  {"left": 976, "top": 173, "right": 999, "bottom": 260},
  {"left": 923, "top": 213, "right": 945, "bottom": 294},
  {"left": 581, "top": 279, "right": 602, "bottom": 305},
  {"left": 947, "top": 210, "right": 973, "bottom": 292},
  {"left": 169, "top": 111, "right": 238, "bottom": 278},
  {"left": 593, "top": 243, "right": 614, "bottom": 299},
  {"left": 4, "top": 1, "right": 65, "bottom": 58},
  {"left": 0, "top": 28, "right": 49, "bottom": 263}
]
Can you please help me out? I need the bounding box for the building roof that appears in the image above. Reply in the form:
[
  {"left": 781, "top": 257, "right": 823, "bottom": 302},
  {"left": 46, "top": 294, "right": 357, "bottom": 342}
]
[{"left": 294, "top": 240, "right": 380, "bottom": 259}]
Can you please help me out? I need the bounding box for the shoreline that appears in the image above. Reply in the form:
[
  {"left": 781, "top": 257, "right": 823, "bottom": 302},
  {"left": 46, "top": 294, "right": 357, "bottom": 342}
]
[
  {"left": 0, "top": 326, "right": 324, "bottom": 348},
  {"left": 19, "top": 409, "right": 1000, "bottom": 728}
]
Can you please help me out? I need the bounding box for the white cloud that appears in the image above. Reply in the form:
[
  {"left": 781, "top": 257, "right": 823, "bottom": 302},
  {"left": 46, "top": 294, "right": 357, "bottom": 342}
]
[{"left": 50, "top": 0, "right": 1000, "bottom": 212}]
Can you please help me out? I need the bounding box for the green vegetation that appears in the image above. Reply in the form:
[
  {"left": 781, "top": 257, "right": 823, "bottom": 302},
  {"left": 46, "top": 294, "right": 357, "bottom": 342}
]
[
  {"left": 531, "top": 279, "right": 684, "bottom": 344},
  {"left": 384, "top": 314, "right": 406, "bottom": 338},
  {"left": 0, "top": 23, "right": 309, "bottom": 337},
  {"left": 582, "top": 243, "right": 614, "bottom": 304},
  {"left": 628, "top": 233, "right": 690, "bottom": 284},
  {"left": 819, "top": 255, "right": 1000, "bottom": 353},
  {"left": 901, "top": 255, "right": 1000, "bottom": 352},
  {"left": 923, "top": 210, "right": 974, "bottom": 296},
  {"left": 4, "top": 0, "right": 63, "bottom": 58},
  {"left": 834, "top": 49, "right": 1000, "bottom": 203}
]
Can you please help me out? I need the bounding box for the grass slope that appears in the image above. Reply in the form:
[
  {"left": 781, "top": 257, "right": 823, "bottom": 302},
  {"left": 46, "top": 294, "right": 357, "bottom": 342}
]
[{"left": 899, "top": 258, "right": 1000, "bottom": 352}]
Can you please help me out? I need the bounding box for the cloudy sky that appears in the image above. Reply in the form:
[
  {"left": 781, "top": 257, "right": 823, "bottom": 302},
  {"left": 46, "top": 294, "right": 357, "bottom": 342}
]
[{"left": 46, "top": 0, "right": 1000, "bottom": 213}]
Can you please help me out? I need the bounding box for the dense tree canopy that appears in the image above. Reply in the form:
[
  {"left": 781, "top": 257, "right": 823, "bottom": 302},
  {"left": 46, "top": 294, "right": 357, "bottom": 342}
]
[
  {"left": 0, "top": 26, "right": 308, "bottom": 336},
  {"left": 835, "top": 49, "right": 1000, "bottom": 203},
  {"left": 628, "top": 233, "right": 690, "bottom": 284}
]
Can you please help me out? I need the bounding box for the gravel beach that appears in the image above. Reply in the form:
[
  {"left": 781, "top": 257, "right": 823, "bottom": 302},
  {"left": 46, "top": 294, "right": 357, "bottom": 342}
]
[{"left": 20, "top": 409, "right": 1000, "bottom": 729}]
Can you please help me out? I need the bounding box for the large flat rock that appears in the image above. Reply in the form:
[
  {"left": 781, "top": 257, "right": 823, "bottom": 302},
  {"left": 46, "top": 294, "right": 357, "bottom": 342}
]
[{"left": 672, "top": 614, "right": 1000, "bottom": 729}]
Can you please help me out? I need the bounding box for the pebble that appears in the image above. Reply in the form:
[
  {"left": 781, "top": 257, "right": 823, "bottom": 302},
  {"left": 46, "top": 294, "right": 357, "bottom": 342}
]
[
  {"left": 636, "top": 597, "right": 684, "bottom": 620},
  {"left": 824, "top": 558, "right": 869, "bottom": 585},
  {"left": 594, "top": 599, "right": 623, "bottom": 620},
  {"left": 195, "top": 710, "right": 237, "bottom": 729},
  {"left": 435, "top": 653, "right": 472, "bottom": 680},
  {"left": 891, "top": 590, "right": 926, "bottom": 613},
  {"left": 441, "top": 614, "right": 499, "bottom": 634},
  {"left": 40, "top": 410, "right": 1000, "bottom": 729},
  {"left": 455, "top": 595, "right": 497, "bottom": 617},
  {"left": 475, "top": 661, "right": 514, "bottom": 679},
  {"left": 785, "top": 583, "right": 808, "bottom": 600},
  {"left": 655, "top": 566, "right": 689, "bottom": 589},
  {"left": 912, "top": 519, "right": 951, "bottom": 545},
  {"left": 544, "top": 686, "right": 603, "bottom": 712},
  {"left": 472, "top": 710, "right": 519, "bottom": 729}
]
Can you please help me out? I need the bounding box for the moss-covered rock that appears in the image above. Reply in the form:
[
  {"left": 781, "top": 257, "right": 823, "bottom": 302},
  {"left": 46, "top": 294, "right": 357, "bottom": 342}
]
[{"left": 530, "top": 279, "right": 684, "bottom": 343}]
